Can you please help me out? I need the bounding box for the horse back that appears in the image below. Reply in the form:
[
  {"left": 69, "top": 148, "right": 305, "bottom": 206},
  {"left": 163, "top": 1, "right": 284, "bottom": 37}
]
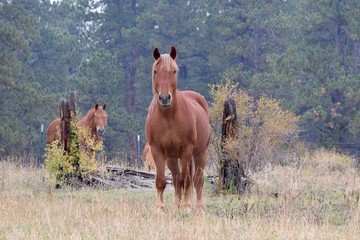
[{"left": 181, "top": 90, "right": 209, "bottom": 116}]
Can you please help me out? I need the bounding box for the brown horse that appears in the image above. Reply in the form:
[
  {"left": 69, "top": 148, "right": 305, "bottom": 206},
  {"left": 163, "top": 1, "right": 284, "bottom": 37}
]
[
  {"left": 145, "top": 47, "right": 210, "bottom": 212},
  {"left": 142, "top": 142, "right": 156, "bottom": 171},
  {"left": 46, "top": 104, "right": 107, "bottom": 144}
]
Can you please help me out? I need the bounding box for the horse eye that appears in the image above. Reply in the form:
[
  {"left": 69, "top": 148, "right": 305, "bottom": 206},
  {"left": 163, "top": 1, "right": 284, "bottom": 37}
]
[
  {"left": 173, "top": 70, "right": 177, "bottom": 74},
  {"left": 154, "top": 70, "right": 157, "bottom": 74}
]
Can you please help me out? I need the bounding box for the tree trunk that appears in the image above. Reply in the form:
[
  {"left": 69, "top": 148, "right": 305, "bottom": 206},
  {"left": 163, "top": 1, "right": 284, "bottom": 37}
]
[
  {"left": 353, "top": 40, "right": 360, "bottom": 73},
  {"left": 334, "top": 0, "right": 341, "bottom": 56}
]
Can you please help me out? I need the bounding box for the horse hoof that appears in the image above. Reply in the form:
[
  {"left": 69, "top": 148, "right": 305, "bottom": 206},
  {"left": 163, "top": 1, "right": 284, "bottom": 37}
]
[
  {"left": 196, "top": 207, "right": 205, "bottom": 215},
  {"left": 183, "top": 207, "right": 192, "bottom": 214},
  {"left": 156, "top": 206, "right": 164, "bottom": 214}
]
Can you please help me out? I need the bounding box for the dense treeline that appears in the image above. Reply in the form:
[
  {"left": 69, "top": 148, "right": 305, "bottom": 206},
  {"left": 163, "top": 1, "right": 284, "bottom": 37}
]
[{"left": 1, "top": 0, "right": 360, "bottom": 162}]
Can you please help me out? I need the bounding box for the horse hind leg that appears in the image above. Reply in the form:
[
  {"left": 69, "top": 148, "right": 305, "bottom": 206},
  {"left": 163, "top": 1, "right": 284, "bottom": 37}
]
[
  {"left": 179, "top": 155, "right": 194, "bottom": 211},
  {"left": 193, "top": 151, "right": 207, "bottom": 213},
  {"left": 188, "top": 158, "right": 195, "bottom": 207}
]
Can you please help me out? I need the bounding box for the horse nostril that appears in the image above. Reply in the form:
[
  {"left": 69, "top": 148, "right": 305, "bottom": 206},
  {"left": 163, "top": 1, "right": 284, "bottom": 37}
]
[
  {"left": 158, "top": 94, "right": 171, "bottom": 106},
  {"left": 98, "top": 128, "right": 105, "bottom": 134},
  {"left": 159, "top": 95, "right": 168, "bottom": 102}
]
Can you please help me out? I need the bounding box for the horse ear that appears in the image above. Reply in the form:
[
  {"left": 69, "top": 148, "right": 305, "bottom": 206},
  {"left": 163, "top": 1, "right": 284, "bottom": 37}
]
[
  {"left": 95, "top": 104, "right": 99, "bottom": 110},
  {"left": 102, "top": 104, "right": 106, "bottom": 110},
  {"left": 170, "top": 46, "right": 176, "bottom": 60},
  {"left": 153, "top": 48, "right": 161, "bottom": 60}
]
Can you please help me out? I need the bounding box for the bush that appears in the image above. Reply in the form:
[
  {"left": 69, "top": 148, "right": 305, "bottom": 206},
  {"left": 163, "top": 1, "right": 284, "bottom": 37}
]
[
  {"left": 44, "top": 121, "right": 103, "bottom": 187},
  {"left": 208, "top": 79, "right": 300, "bottom": 190},
  {"left": 44, "top": 140, "right": 74, "bottom": 185}
]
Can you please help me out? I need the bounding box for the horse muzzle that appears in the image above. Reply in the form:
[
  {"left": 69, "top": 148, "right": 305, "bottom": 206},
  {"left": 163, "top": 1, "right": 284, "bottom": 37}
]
[
  {"left": 158, "top": 93, "right": 172, "bottom": 107},
  {"left": 97, "top": 128, "right": 106, "bottom": 136}
]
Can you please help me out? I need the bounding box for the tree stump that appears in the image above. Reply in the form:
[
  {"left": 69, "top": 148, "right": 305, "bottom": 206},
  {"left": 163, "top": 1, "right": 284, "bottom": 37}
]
[{"left": 220, "top": 98, "right": 248, "bottom": 193}]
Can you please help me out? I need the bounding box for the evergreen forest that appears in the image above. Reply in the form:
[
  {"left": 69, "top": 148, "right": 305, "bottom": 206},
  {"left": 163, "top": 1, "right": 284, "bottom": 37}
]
[{"left": 1, "top": 0, "right": 360, "bottom": 164}]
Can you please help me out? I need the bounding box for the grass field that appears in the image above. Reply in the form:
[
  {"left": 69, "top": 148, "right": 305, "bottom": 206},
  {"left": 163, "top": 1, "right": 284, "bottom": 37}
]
[{"left": 1, "top": 149, "right": 360, "bottom": 240}]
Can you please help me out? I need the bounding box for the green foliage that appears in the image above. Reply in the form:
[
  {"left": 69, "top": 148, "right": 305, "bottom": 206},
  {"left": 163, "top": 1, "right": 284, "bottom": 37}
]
[
  {"left": 2, "top": 0, "right": 360, "bottom": 159},
  {"left": 45, "top": 120, "right": 103, "bottom": 186}
]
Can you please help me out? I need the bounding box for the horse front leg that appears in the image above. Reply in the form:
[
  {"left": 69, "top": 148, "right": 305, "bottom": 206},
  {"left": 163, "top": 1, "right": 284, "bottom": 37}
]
[
  {"left": 152, "top": 149, "right": 167, "bottom": 211},
  {"left": 180, "top": 147, "right": 194, "bottom": 210},
  {"left": 166, "top": 157, "right": 181, "bottom": 208}
]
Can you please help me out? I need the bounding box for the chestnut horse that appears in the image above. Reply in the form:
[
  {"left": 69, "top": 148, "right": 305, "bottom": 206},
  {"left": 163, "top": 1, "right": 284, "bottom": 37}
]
[
  {"left": 145, "top": 47, "right": 210, "bottom": 212},
  {"left": 142, "top": 142, "right": 156, "bottom": 171},
  {"left": 46, "top": 104, "right": 107, "bottom": 144}
]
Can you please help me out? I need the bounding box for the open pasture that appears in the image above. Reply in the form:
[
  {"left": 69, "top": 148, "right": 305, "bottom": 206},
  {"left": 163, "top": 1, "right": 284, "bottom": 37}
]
[{"left": 1, "top": 149, "right": 359, "bottom": 240}]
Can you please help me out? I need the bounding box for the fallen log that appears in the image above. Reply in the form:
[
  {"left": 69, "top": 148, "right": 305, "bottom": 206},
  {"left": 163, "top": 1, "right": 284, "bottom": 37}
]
[
  {"left": 89, "top": 166, "right": 171, "bottom": 189},
  {"left": 88, "top": 165, "right": 215, "bottom": 190}
]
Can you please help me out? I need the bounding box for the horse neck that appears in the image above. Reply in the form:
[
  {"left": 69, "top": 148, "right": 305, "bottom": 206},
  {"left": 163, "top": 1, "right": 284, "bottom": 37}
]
[{"left": 78, "top": 111, "right": 97, "bottom": 134}]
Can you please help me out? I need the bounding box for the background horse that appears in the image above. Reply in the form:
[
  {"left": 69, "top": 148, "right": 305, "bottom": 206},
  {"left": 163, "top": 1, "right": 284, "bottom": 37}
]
[
  {"left": 142, "top": 142, "right": 172, "bottom": 175},
  {"left": 142, "top": 142, "right": 156, "bottom": 171},
  {"left": 46, "top": 104, "right": 107, "bottom": 144},
  {"left": 145, "top": 46, "right": 210, "bottom": 212}
]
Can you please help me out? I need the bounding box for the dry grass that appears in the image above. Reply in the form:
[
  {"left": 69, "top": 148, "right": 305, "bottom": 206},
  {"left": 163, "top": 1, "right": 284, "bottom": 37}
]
[{"left": 1, "top": 149, "right": 360, "bottom": 240}]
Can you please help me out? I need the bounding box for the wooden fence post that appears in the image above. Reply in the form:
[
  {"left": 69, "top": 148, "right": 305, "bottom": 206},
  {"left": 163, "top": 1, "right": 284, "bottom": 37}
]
[
  {"left": 60, "top": 92, "right": 80, "bottom": 179},
  {"left": 69, "top": 91, "right": 78, "bottom": 115},
  {"left": 60, "top": 92, "right": 78, "bottom": 154},
  {"left": 60, "top": 99, "right": 71, "bottom": 153}
]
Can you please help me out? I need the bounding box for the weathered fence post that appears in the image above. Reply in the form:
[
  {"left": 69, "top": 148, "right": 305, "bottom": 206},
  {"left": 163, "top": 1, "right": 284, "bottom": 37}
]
[
  {"left": 59, "top": 92, "right": 80, "bottom": 182},
  {"left": 69, "top": 91, "right": 78, "bottom": 114},
  {"left": 60, "top": 92, "right": 78, "bottom": 153},
  {"left": 60, "top": 99, "right": 71, "bottom": 153}
]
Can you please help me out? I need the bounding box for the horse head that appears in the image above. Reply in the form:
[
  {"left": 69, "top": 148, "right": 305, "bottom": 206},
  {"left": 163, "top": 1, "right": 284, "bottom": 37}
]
[
  {"left": 94, "top": 104, "right": 107, "bottom": 136},
  {"left": 152, "top": 46, "right": 179, "bottom": 108}
]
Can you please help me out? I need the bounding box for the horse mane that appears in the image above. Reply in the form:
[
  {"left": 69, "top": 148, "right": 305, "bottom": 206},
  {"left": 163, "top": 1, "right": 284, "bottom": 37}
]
[
  {"left": 154, "top": 54, "right": 179, "bottom": 71},
  {"left": 79, "top": 105, "right": 105, "bottom": 125},
  {"left": 77, "top": 107, "right": 95, "bottom": 128},
  {"left": 83, "top": 105, "right": 105, "bottom": 117},
  {"left": 85, "top": 107, "right": 96, "bottom": 117}
]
